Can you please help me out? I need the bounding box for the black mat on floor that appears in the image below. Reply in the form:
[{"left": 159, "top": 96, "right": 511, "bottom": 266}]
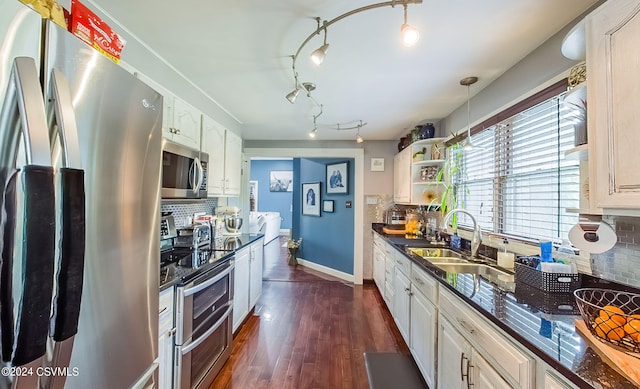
[{"left": 363, "top": 352, "right": 429, "bottom": 389}]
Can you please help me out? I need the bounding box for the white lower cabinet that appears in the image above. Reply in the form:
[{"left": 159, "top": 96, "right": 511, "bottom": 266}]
[
  {"left": 438, "top": 315, "right": 471, "bottom": 389},
  {"left": 249, "top": 238, "right": 264, "bottom": 309},
  {"left": 472, "top": 350, "right": 512, "bottom": 389},
  {"left": 393, "top": 267, "right": 411, "bottom": 341},
  {"left": 233, "top": 240, "right": 264, "bottom": 333},
  {"left": 439, "top": 289, "right": 533, "bottom": 388},
  {"left": 372, "top": 239, "right": 386, "bottom": 289},
  {"left": 158, "top": 287, "right": 175, "bottom": 389},
  {"left": 233, "top": 246, "right": 250, "bottom": 332},
  {"left": 438, "top": 316, "right": 510, "bottom": 389},
  {"left": 410, "top": 287, "right": 437, "bottom": 388}
]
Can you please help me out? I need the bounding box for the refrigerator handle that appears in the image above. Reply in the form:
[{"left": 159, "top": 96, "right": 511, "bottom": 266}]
[
  {"left": 48, "top": 68, "right": 82, "bottom": 168},
  {"left": 0, "top": 57, "right": 53, "bottom": 167},
  {"left": 43, "top": 68, "right": 86, "bottom": 389},
  {"left": 194, "top": 157, "right": 204, "bottom": 193},
  {"left": 0, "top": 57, "right": 55, "bottom": 373},
  {"left": 3, "top": 59, "right": 56, "bottom": 389}
]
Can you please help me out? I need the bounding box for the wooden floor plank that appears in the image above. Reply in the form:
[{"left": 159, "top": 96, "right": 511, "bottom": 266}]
[{"left": 209, "top": 236, "right": 410, "bottom": 389}]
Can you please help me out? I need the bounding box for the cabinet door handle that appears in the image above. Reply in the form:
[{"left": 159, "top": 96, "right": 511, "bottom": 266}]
[
  {"left": 466, "top": 361, "right": 474, "bottom": 389},
  {"left": 460, "top": 352, "right": 468, "bottom": 381},
  {"left": 413, "top": 277, "right": 424, "bottom": 285},
  {"left": 175, "top": 129, "right": 181, "bottom": 135}
]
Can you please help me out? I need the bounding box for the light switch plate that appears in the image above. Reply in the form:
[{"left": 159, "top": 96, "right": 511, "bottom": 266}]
[{"left": 346, "top": 201, "right": 352, "bottom": 208}]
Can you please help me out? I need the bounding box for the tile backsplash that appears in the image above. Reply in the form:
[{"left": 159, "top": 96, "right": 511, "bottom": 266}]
[
  {"left": 162, "top": 199, "right": 218, "bottom": 229},
  {"left": 591, "top": 215, "right": 640, "bottom": 288}
]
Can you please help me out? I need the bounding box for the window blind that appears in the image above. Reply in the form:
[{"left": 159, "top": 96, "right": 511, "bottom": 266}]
[{"left": 454, "top": 92, "right": 579, "bottom": 241}]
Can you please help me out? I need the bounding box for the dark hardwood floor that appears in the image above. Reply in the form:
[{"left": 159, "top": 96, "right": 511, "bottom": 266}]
[{"left": 210, "top": 236, "right": 410, "bottom": 389}]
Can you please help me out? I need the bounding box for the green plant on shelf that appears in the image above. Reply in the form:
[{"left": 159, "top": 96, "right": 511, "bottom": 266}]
[{"left": 435, "top": 142, "right": 468, "bottom": 231}]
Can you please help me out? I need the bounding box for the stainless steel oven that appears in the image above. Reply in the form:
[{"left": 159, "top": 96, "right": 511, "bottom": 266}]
[
  {"left": 175, "top": 259, "right": 234, "bottom": 388},
  {"left": 162, "top": 139, "right": 208, "bottom": 199}
]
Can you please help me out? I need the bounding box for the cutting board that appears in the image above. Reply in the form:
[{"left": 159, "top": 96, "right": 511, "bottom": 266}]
[
  {"left": 574, "top": 319, "right": 640, "bottom": 386},
  {"left": 382, "top": 226, "right": 406, "bottom": 235}
]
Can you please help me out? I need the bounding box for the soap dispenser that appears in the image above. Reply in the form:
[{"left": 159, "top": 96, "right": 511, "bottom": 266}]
[{"left": 497, "top": 238, "right": 515, "bottom": 269}]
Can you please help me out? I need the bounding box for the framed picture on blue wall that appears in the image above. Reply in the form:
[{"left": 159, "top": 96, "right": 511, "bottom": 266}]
[
  {"left": 323, "top": 200, "right": 334, "bottom": 213},
  {"left": 326, "top": 161, "right": 348, "bottom": 194},
  {"left": 302, "top": 182, "right": 321, "bottom": 216},
  {"left": 270, "top": 170, "right": 293, "bottom": 192}
]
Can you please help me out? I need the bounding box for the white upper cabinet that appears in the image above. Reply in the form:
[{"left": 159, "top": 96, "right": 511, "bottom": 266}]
[
  {"left": 201, "top": 115, "right": 226, "bottom": 196},
  {"left": 393, "top": 147, "right": 411, "bottom": 203},
  {"left": 201, "top": 115, "right": 242, "bottom": 197},
  {"left": 587, "top": 0, "right": 640, "bottom": 209},
  {"left": 170, "top": 98, "right": 202, "bottom": 150},
  {"left": 394, "top": 138, "right": 447, "bottom": 205},
  {"left": 224, "top": 130, "right": 242, "bottom": 196},
  {"left": 134, "top": 71, "right": 201, "bottom": 150}
]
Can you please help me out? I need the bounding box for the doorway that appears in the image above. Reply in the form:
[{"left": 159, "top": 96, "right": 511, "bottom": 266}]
[{"left": 243, "top": 147, "right": 364, "bottom": 284}]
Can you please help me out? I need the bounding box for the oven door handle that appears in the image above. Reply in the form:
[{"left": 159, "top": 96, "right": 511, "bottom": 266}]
[
  {"left": 181, "top": 304, "right": 232, "bottom": 355},
  {"left": 183, "top": 261, "right": 234, "bottom": 297}
]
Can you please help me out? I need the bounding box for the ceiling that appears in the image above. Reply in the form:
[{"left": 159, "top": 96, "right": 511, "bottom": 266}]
[{"left": 90, "top": 0, "right": 598, "bottom": 142}]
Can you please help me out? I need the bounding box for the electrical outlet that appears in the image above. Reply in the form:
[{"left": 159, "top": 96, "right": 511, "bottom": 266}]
[{"left": 346, "top": 201, "right": 352, "bottom": 208}]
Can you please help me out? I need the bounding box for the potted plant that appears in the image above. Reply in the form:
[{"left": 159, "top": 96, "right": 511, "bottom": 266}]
[
  {"left": 286, "top": 238, "right": 302, "bottom": 266},
  {"left": 435, "top": 142, "right": 467, "bottom": 246}
]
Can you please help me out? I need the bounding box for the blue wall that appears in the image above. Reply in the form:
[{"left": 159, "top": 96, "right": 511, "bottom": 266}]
[
  {"left": 250, "top": 159, "right": 293, "bottom": 230},
  {"left": 293, "top": 158, "right": 355, "bottom": 275}
]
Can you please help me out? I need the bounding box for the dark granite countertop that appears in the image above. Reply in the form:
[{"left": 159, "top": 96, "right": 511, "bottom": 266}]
[
  {"left": 372, "top": 224, "right": 636, "bottom": 389},
  {"left": 160, "top": 233, "right": 264, "bottom": 291}
]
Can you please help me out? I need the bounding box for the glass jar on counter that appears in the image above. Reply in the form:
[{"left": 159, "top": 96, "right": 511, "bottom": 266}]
[{"left": 405, "top": 210, "right": 423, "bottom": 236}]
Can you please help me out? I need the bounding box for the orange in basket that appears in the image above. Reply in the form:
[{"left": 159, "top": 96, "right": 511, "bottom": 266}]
[
  {"left": 599, "top": 305, "right": 627, "bottom": 326},
  {"left": 594, "top": 316, "right": 626, "bottom": 341},
  {"left": 624, "top": 319, "right": 640, "bottom": 342}
]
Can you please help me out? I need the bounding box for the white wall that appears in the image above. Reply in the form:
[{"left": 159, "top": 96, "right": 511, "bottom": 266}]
[{"left": 72, "top": 0, "right": 243, "bottom": 137}]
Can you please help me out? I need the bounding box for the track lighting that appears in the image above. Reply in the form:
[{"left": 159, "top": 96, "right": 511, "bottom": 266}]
[
  {"left": 401, "top": 4, "right": 419, "bottom": 47},
  {"left": 286, "top": 1, "right": 423, "bottom": 135},
  {"left": 460, "top": 76, "right": 480, "bottom": 151}
]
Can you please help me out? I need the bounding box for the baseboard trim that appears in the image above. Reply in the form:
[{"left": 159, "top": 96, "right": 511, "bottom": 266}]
[{"left": 295, "top": 258, "right": 354, "bottom": 283}]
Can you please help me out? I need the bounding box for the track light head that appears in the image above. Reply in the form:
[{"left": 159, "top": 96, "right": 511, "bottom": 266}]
[
  {"left": 286, "top": 88, "right": 300, "bottom": 104},
  {"left": 356, "top": 134, "right": 364, "bottom": 143},
  {"left": 400, "top": 4, "right": 419, "bottom": 47},
  {"left": 310, "top": 43, "right": 329, "bottom": 65},
  {"left": 401, "top": 24, "right": 419, "bottom": 47},
  {"left": 309, "top": 128, "right": 318, "bottom": 138}
]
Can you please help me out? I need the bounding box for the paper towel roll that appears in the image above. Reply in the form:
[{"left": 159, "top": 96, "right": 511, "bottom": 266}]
[{"left": 568, "top": 221, "right": 616, "bottom": 254}]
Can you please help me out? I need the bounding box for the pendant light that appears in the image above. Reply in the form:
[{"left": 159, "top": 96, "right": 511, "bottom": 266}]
[{"left": 460, "top": 76, "right": 479, "bottom": 151}]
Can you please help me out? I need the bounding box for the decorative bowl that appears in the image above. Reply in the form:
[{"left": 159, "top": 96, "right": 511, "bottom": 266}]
[{"left": 574, "top": 288, "right": 640, "bottom": 353}]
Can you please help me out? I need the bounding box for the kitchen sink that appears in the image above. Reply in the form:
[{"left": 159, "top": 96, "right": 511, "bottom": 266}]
[
  {"left": 434, "top": 263, "right": 510, "bottom": 277},
  {"left": 408, "top": 247, "right": 463, "bottom": 259}
]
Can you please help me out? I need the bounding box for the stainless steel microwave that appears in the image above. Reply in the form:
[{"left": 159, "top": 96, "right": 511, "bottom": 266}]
[{"left": 162, "top": 139, "right": 208, "bottom": 199}]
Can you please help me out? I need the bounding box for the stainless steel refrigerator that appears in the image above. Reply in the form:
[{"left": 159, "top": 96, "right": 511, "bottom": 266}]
[{"left": 0, "top": 2, "right": 162, "bottom": 388}]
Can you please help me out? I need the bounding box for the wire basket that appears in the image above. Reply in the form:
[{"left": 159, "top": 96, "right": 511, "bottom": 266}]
[{"left": 574, "top": 288, "right": 640, "bottom": 354}]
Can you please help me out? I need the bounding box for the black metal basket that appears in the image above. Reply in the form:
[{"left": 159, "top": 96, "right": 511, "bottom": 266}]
[
  {"left": 514, "top": 262, "right": 581, "bottom": 293},
  {"left": 574, "top": 288, "right": 640, "bottom": 354},
  {"left": 514, "top": 282, "right": 580, "bottom": 315}
]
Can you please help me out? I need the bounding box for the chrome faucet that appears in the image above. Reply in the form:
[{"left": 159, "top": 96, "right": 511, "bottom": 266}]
[{"left": 442, "top": 208, "right": 483, "bottom": 258}]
